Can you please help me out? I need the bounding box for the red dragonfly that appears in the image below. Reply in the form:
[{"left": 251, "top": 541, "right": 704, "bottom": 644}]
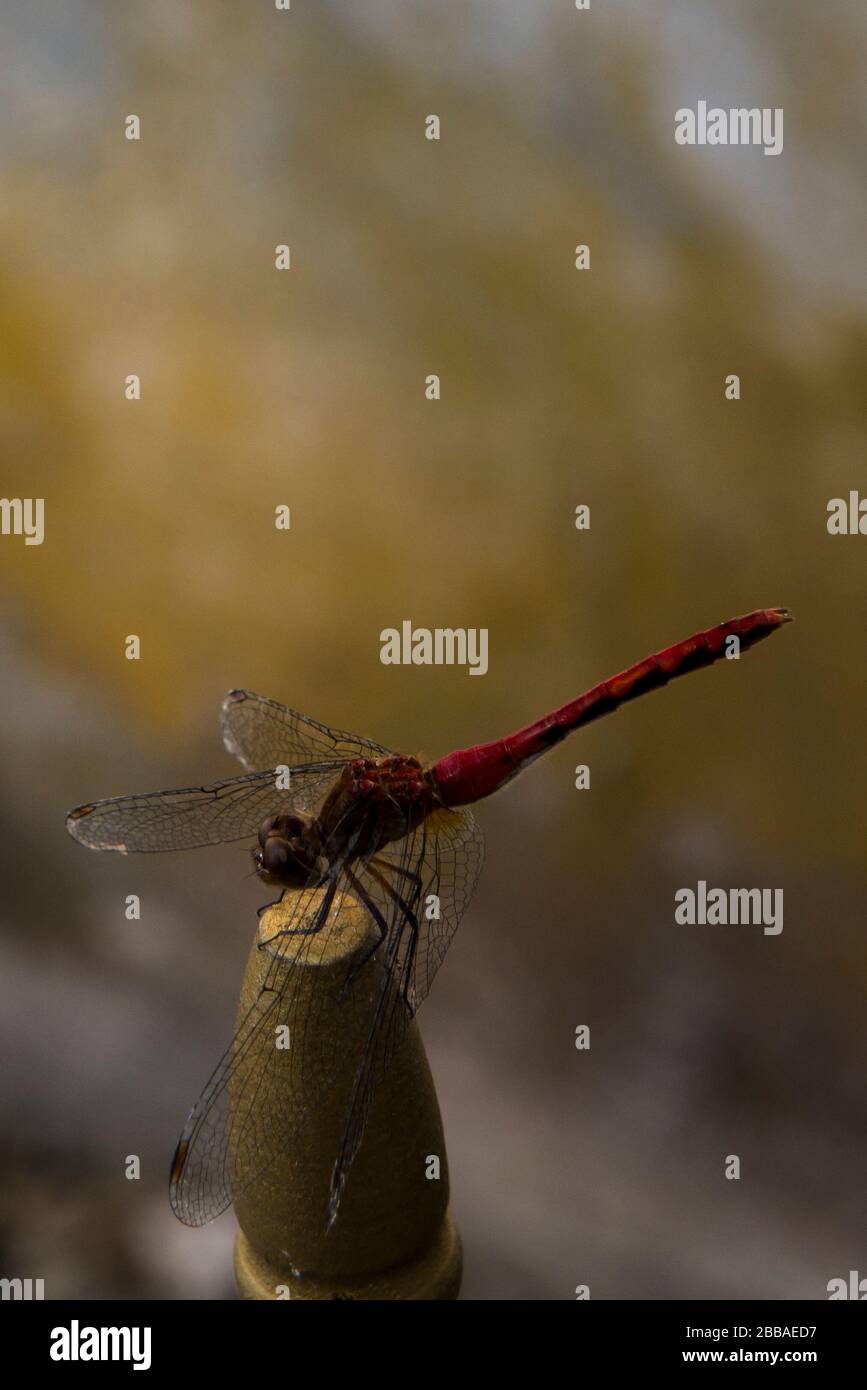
[{"left": 67, "top": 607, "right": 790, "bottom": 1229}]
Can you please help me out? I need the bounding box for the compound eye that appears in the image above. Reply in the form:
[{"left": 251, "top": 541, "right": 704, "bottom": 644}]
[
  {"left": 262, "top": 838, "right": 291, "bottom": 874},
  {"left": 258, "top": 816, "right": 278, "bottom": 848}
]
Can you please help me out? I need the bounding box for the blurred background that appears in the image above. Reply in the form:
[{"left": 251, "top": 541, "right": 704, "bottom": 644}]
[{"left": 1, "top": 0, "right": 865, "bottom": 1299}]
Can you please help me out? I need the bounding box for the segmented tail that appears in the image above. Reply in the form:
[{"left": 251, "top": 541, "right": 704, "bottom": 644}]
[{"left": 431, "top": 608, "right": 792, "bottom": 808}]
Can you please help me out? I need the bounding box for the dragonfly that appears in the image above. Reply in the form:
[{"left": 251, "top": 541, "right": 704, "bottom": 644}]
[{"left": 66, "top": 606, "right": 791, "bottom": 1231}]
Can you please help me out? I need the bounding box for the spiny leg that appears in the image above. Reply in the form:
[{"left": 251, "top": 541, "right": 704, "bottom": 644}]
[
  {"left": 366, "top": 862, "right": 421, "bottom": 1012},
  {"left": 339, "top": 866, "right": 389, "bottom": 998},
  {"left": 371, "top": 855, "right": 423, "bottom": 895},
  {"left": 257, "top": 874, "right": 338, "bottom": 949},
  {"left": 256, "top": 888, "right": 286, "bottom": 920},
  {"left": 366, "top": 861, "right": 419, "bottom": 931}
]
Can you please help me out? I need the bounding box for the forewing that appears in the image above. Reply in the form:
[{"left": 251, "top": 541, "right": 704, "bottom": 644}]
[
  {"left": 221, "top": 690, "right": 393, "bottom": 773},
  {"left": 66, "top": 763, "right": 345, "bottom": 853}
]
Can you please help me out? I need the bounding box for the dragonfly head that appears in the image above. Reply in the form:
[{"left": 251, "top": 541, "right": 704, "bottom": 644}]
[{"left": 253, "top": 811, "right": 321, "bottom": 887}]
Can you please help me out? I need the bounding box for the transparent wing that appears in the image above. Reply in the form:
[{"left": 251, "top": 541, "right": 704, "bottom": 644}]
[
  {"left": 221, "top": 690, "right": 393, "bottom": 773},
  {"left": 170, "top": 874, "right": 360, "bottom": 1226},
  {"left": 65, "top": 763, "right": 346, "bottom": 853},
  {"left": 371, "top": 806, "right": 485, "bottom": 1009},
  {"left": 326, "top": 806, "right": 485, "bottom": 1224},
  {"left": 168, "top": 807, "right": 484, "bottom": 1230}
]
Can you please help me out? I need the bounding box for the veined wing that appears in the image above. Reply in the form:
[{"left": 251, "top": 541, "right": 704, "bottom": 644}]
[
  {"left": 169, "top": 872, "right": 362, "bottom": 1227},
  {"left": 326, "top": 805, "right": 484, "bottom": 1226},
  {"left": 168, "top": 806, "right": 484, "bottom": 1230},
  {"left": 371, "top": 806, "right": 485, "bottom": 1009},
  {"left": 65, "top": 763, "right": 346, "bottom": 853},
  {"left": 221, "top": 690, "right": 393, "bottom": 774}
]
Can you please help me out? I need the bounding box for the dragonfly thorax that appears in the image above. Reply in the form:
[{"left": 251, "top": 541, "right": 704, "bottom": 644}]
[
  {"left": 345, "top": 754, "right": 426, "bottom": 798},
  {"left": 316, "top": 755, "right": 432, "bottom": 860},
  {"left": 252, "top": 756, "right": 433, "bottom": 888}
]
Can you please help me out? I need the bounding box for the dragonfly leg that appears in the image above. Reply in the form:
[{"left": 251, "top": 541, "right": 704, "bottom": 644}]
[
  {"left": 257, "top": 876, "right": 338, "bottom": 948},
  {"left": 339, "top": 867, "right": 388, "bottom": 998},
  {"left": 370, "top": 856, "right": 423, "bottom": 893},
  {"left": 365, "top": 863, "right": 420, "bottom": 1013},
  {"left": 259, "top": 921, "right": 325, "bottom": 947},
  {"left": 256, "top": 889, "right": 286, "bottom": 920}
]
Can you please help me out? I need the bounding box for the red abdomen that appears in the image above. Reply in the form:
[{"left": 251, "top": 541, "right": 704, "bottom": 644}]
[{"left": 430, "top": 608, "right": 791, "bottom": 808}]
